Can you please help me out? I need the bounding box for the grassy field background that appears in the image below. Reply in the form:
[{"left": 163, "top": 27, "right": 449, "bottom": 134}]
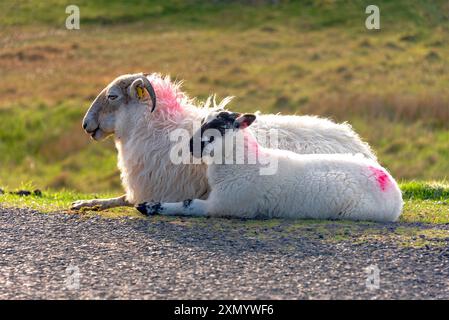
[{"left": 0, "top": 0, "right": 448, "bottom": 223}]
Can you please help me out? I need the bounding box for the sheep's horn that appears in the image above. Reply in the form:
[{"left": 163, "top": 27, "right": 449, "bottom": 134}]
[{"left": 141, "top": 76, "right": 157, "bottom": 112}]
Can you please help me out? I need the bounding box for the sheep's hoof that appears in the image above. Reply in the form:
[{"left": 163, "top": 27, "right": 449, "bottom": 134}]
[
  {"left": 71, "top": 200, "right": 99, "bottom": 211},
  {"left": 136, "top": 202, "right": 161, "bottom": 216}
]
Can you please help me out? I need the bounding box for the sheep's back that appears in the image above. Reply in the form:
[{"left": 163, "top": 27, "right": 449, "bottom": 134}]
[{"left": 251, "top": 114, "right": 377, "bottom": 161}]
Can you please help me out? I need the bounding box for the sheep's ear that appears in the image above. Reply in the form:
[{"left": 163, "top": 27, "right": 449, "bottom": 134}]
[
  {"left": 234, "top": 114, "right": 256, "bottom": 129},
  {"left": 128, "top": 78, "right": 148, "bottom": 101}
]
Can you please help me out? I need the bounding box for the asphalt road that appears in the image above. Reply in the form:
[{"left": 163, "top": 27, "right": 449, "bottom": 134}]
[{"left": 0, "top": 207, "right": 448, "bottom": 299}]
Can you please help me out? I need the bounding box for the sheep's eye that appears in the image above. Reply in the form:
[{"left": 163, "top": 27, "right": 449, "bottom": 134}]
[
  {"left": 107, "top": 94, "right": 118, "bottom": 101},
  {"left": 209, "top": 136, "right": 215, "bottom": 143}
]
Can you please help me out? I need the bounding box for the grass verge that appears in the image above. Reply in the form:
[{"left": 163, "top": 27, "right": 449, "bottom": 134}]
[{"left": 1, "top": 181, "right": 448, "bottom": 222}]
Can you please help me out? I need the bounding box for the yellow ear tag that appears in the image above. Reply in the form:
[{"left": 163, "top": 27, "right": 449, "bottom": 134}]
[{"left": 136, "top": 86, "right": 144, "bottom": 99}]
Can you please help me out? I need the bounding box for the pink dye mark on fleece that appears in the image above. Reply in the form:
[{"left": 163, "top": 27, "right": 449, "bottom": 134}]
[
  {"left": 369, "top": 166, "right": 390, "bottom": 191},
  {"left": 243, "top": 130, "right": 260, "bottom": 156},
  {"left": 146, "top": 73, "right": 187, "bottom": 112}
]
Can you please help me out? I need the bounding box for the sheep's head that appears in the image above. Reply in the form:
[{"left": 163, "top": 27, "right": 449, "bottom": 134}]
[
  {"left": 189, "top": 110, "right": 256, "bottom": 158},
  {"left": 82, "top": 73, "right": 156, "bottom": 141}
]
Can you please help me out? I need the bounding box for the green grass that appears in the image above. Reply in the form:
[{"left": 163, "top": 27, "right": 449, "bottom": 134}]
[
  {"left": 1, "top": 181, "right": 449, "bottom": 223},
  {"left": 0, "top": 188, "right": 141, "bottom": 218},
  {"left": 0, "top": 101, "right": 120, "bottom": 192},
  {"left": 401, "top": 180, "right": 449, "bottom": 200}
]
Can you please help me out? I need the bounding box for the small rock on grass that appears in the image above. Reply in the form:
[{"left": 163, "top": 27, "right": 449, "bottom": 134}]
[
  {"left": 11, "top": 189, "right": 43, "bottom": 197},
  {"left": 15, "top": 190, "right": 32, "bottom": 196}
]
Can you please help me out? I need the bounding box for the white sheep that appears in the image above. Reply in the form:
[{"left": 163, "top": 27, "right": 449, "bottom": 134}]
[
  {"left": 72, "top": 72, "right": 377, "bottom": 211},
  {"left": 136, "top": 111, "right": 403, "bottom": 222}
]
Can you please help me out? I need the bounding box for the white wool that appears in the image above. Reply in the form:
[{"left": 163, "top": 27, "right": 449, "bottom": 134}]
[
  {"left": 203, "top": 129, "right": 402, "bottom": 221},
  {"left": 115, "top": 94, "right": 211, "bottom": 204}
]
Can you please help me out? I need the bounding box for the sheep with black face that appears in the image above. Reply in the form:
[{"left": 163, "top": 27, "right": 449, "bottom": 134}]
[{"left": 137, "top": 111, "right": 402, "bottom": 222}]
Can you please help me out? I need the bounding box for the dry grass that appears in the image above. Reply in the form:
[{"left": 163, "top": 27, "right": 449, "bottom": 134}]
[{"left": 303, "top": 92, "right": 449, "bottom": 128}]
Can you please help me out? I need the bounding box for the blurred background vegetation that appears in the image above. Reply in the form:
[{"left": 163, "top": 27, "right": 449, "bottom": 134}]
[{"left": 0, "top": 0, "right": 448, "bottom": 193}]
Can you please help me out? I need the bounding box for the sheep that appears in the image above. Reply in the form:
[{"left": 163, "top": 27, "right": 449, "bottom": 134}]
[
  {"left": 136, "top": 111, "right": 403, "bottom": 222},
  {"left": 72, "top": 72, "right": 377, "bottom": 211}
]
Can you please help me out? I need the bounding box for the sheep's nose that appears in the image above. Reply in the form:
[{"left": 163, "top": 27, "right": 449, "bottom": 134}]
[{"left": 82, "top": 122, "right": 88, "bottom": 130}]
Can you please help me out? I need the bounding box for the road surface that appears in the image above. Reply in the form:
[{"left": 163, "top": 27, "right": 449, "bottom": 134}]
[{"left": 0, "top": 207, "right": 448, "bottom": 299}]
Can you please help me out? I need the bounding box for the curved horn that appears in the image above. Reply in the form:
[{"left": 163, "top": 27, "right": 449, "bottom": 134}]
[{"left": 141, "top": 76, "right": 157, "bottom": 112}]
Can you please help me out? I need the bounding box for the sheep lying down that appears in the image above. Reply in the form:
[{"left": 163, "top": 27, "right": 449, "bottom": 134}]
[
  {"left": 137, "top": 111, "right": 403, "bottom": 222},
  {"left": 73, "top": 73, "right": 378, "bottom": 211}
]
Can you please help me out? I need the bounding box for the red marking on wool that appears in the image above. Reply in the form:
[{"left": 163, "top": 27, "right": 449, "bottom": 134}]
[
  {"left": 369, "top": 166, "right": 390, "bottom": 191},
  {"left": 146, "top": 73, "right": 185, "bottom": 111},
  {"left": 243, "top": 130, "right": 260, "bottom": 155}
]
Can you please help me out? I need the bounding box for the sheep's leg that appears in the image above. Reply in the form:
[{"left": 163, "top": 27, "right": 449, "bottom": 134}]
[
  {"left": 136, "top": 199, "right": 208, "bottom": 217},
  {"left": 71, "top": 195, "right": 131, "bottom": 211}
]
